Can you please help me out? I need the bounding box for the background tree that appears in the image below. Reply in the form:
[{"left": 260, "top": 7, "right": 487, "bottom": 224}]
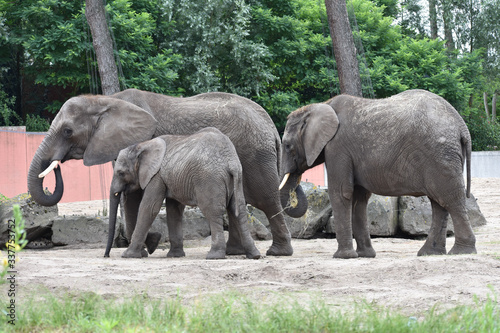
[
  {"left": 85, "top": 0, "right": 120, "bottom": 95},
  {"left": 324, "top": 0, "right": 362, "bottom": 97}
]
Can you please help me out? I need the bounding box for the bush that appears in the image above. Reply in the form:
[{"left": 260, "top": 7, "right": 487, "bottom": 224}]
[{"left": 465, "top": 113, "right": 500, "bottom": 151}]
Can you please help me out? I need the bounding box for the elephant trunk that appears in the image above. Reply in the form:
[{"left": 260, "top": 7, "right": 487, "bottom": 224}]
[
  {"left": 104, "top": 191, "right": 121, "bottom": 257},
  {"left": 279, "top": 173, "right": 308, "bottom": 218},
  {"left": 27, "top": 142, "right": 64, "bottom": 206}
]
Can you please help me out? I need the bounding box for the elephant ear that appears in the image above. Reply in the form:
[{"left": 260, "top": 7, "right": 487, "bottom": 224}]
[
  {"left": 84, "top": 97, "right": 157, "bottom": 166},
  {"left": 302, "top": 104, "right": 339, "bottom": 166},
  {"left": 136, "top": 137, "right": 167, "bottom": 189}
]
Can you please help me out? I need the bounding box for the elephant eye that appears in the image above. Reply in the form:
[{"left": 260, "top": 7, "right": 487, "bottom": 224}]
[
  {"left": 63, "top": 128, "right": 73, "bottom": 138},
  {"left": 117, "top": 171, "right": 125, "bottom": 178}
]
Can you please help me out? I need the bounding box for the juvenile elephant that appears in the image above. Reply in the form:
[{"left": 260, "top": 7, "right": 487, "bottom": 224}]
[
  {"left": 28, "top": 89, "right": 308, "bottom": 256},
  {"left": 104, "top": 128, "right": 261, "bottom": 260},
  {"left": 280, "top": 89, "right": 476, "bottom": 259}
]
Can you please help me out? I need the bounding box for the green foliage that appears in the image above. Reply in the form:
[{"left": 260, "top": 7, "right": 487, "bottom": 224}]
[
  {"left": 1, "top": 205, "right": 27, "bottom": 283},
  {"left": 1, "top": 290, "right": 499, "bottom": 332},
  {"left": 465, "top": 112, "right": 500, "bottom": 150},
  {"left": 0, "top": 0, "right": 499, "bottom": 150},
  {"left": 0, "top": 90, "right": 19, "bottom": 127}
]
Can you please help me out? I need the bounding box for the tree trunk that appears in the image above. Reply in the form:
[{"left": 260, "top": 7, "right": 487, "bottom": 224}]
[
  {"left": 429, "top": 0, "right": 438, "bottom": 39},
  {"left": 325, "top": 0, "right": 362, "bottom": 97},
  {"left": 492, "top": 91, "right": 497, "bottom": 123},
  {"left": 441, "top": 0, "right": 455, "bottom": 51},
  {"left": 484, "top": 92, "right": 490, "bottom": 122},
  {"left": 85, "top": 0, "right": 120, "bottom": 95}
]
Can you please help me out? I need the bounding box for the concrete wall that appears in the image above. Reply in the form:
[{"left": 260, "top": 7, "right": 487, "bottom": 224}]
[
  {"left": 470, "top": 151, "right": 500, "bottom": 178},
  {"left": 1, "top": 127, "right": 113, "bottom": 203}
]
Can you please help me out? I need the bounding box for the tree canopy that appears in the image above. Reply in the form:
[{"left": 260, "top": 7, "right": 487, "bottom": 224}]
[{"left": 0, "top": 0, "right": 498, "bottom": 149}]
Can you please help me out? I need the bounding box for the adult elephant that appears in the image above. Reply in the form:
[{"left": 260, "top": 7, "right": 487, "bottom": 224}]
[
  {"left": 279, "top": 89, "right": 476, "bottom": 259},
  {"left": 28, "top": 89, "right": 308, "bottom": 256}
]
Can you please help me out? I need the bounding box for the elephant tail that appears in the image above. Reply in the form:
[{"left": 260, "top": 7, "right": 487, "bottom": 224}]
[
  {"left": 230, "top": 166, "right": 243, "bottom": 218},
  {"left": 462, "top": 132, "right": 471, "bottom": 198}
]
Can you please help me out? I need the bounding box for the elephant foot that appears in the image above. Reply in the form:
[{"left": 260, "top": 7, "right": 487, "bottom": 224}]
[
  {"left": 206, "top": 248, "right": 226, "bottom": 260},
  {"left": 245, "top": 247, "right": 261, "bottom": 260},
  {"left": 266, "top": 240, "right": 293, "bottom": 256},
  {"left": 417, "top": 245, "right": 446, "bottom": 256},
  {"left": 145, "top": 232, "right": 162, "bottom": 255},
  {"left": 122, "top": 247, "right": 147, "bottom": 258},
  {"left": 356, "top": 247, "right": 376, "bottom": 258},
  {"left": 226, "top": 242, "right": 246, "bottom": 255},
  {"left": 167, "top": 248, "right": 186, "bottom": 258},
  {"left": 333, "top": 248, "right": 358, "bottom": 259},
  {"left": 448, "top": 244, "right": 477, "bottom": 255}
]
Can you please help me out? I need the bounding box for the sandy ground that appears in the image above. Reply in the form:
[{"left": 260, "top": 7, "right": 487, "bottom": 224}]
[{"left": 6, "top": 178, "right": 500, "bottom": 315}]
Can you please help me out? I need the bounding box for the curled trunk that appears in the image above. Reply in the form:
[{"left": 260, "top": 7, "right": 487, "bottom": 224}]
[
  {"left": 27, "top": 154, "right": 64, "bottom": 207},
  {"left": 104, "top": 192, "right": 121, "bottom": 257},
  {"left": 280, "top": 173, "right": 308, "bottom": 218}
]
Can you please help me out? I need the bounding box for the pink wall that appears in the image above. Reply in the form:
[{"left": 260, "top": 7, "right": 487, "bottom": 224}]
[
  {"left": 1, "top": 127, "right": 113, "bottom": 203},
  {"left": 301, "top": 163, "right": 326, "bottom": 187}
]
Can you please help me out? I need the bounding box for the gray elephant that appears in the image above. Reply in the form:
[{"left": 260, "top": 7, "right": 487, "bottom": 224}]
[
  {"left": 279, "top": 89, "right": 476, "bottom": 259},
  {"left": 28, "top": 89, "right": 308, "bottom": 256},
  {"left": 104, "top": 128, "right": 261, "bottom": 260}
]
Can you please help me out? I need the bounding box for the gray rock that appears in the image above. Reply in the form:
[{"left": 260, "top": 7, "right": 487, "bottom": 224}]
[
  {"left": 152, "top": 206, "right": 272, "bottom": 242},
  {"left": 398, "top": 193, "right": 487, "bottom": 236},
  {"left": 52, "top": 216, "right": 120, "bottom": 245},
  {"left": 367, "top": 195, "right": 399, "bottom": 236},
  {"left": 326, "top": 195, "right": 398, "bottom": 237},
  {"left": 0, "top": 193, "right": 58, "bottom": 246}
]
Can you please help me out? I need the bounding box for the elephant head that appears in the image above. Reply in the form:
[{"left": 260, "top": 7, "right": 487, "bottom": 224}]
[
  {"left": 28, "top": 95, "right": 157, "bottom": 206},
  {"left": 104, "top": 138, "right": 166, "bottom": 257},
  {"left": 279, "top": 103, "right": 339, "bottom": 192}
]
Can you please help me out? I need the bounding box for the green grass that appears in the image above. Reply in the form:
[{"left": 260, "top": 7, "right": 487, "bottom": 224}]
[{"left": 1, "top": 291, "right": 498, "bottom": 332}]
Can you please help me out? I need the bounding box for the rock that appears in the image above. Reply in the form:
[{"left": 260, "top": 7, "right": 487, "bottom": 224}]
[
  {"left": 398, "top": 193, "right": 487, "bottom": 236},
  {"left": 51, "top": 216, "right": 120, "bottom": 245},
  {"left": 326, "top": 195, "right": 398, "bottom": 237},
  {"left": 367, "top": 195, "right": 399, "bottom": 236},
  {"left": 0, "top": 193, "right": 58, "bottom": 246},
  {"left": 152, "top": 206, "right": 272, "bottom": 242}
]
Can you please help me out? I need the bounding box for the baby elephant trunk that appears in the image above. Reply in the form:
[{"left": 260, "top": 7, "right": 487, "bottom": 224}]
[{"left": 104, "top": 192, "right": 121, "bottom": 257}]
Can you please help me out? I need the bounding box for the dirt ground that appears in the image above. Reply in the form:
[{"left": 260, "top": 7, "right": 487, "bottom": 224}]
[{"left": 8, "top": 178, "right": 500, "bottom": 315}]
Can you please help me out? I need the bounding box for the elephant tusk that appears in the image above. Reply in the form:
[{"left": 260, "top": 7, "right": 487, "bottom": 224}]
[
  {"left": 114, "top": 192, "right": 119, "bottom": 197},
  {"left": 38, "top": 160, "right": 60, "bottom": 178},
  {"left": 278, "top": 173, "right": 290, "bottom": 190}
]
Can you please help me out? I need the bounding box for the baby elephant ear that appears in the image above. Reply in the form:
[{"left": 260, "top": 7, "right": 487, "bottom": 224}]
[
  {"left": 137, "top": 137, "right": 167, "bottom": 189},
  {"left": 303, "top": 104, "right": 339, "bottom": 166}
]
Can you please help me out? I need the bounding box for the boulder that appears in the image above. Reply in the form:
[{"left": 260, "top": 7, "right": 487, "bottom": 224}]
[
  {"left": 367, "top": 195, "right": 399, "bottom": 236},
  {"left": 398, "top": 193, "right": 487, "bottom": 236},
  {"left": 0, "top": 193, "right": 58, "bottom": 246},
  {"left": 51, "top": 216, "right": 121, "bottom": 245},
  {"left": 325, "top": 194, "right": 398, "bottom": 236},
  {"left": 150, "top": 205, "right": 271, "bottom": 242}
]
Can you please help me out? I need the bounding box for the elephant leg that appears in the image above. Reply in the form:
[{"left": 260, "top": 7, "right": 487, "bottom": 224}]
[
  {"left": 201, "top": 206, "right": 227, "bottom": 260},
  {"left": 226, "top": 197, "right": 260, "bottom": 259},
  {"left": 124, "top": 189, "right": 161, "bottom": 257},
  {"left": 329, "top": 185, "right": 358, "bottom": 259},
  {"left": 122, "top": 182, "right": 165, "bottom": 258},
  {"left": 165, "top": 199, "right": 186, "bottom": 258},
  {"left": 446, "top": 201, "right": 476, "bottom": 255},
  {"left": 225, "top": 214, "right": 246, "bottom": 255},
  {"left": 418, "top": 198, "right": 448, "bottom": 256},
  {"left": 123, "top": 190, "right": 147, "bottom": 257},
  {"left": 352, "top": 186, "right": 376, "bottom": 258},
  {"left": 243, "top": 164, "right": 293, "bottom": 256}
]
